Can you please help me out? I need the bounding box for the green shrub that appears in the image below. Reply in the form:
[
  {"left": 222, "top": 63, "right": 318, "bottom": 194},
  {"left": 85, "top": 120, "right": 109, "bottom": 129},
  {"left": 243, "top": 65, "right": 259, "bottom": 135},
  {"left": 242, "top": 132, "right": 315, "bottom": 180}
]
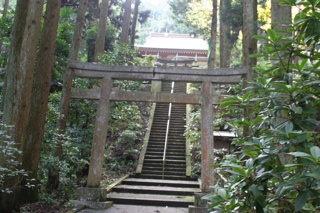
[
  {"left": 0, "top": 123, "right": 34, "bottom": 194},
  {"left": 204, "top": 1, "right": 320, "bottom": 212}
]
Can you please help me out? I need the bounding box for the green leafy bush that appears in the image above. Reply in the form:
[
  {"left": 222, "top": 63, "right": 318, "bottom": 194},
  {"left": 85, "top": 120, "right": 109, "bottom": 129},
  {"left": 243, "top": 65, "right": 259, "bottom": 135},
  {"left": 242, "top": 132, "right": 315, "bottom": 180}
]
[
  {"left": 38, "top": 92, "right": 91, "bottom": 201},
  {"left": 38, "top": 133, "right": 89, "bottom": 201},
  {"left": 0, "top": 123, "right": 34, "bottom": 194},
  {"left": 105, "top": 129, "right": 141, "bottom": 172},
  {"left": 0, "top": 10, "right": 14, "bottom": 67},
  {"left": 205, "top": 1, "right": 320, "bottom": 212}
]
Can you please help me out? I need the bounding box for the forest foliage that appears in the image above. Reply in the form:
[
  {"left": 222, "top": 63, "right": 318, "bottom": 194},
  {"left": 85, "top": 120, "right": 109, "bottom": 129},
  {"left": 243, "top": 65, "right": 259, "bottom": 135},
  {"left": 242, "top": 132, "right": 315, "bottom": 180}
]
[
  {"left": 202, "top": 0, "right": 320, "bottom": 212},
  {"left": 0, "top": 0, "right": 153, "bottom": 210},
  {"left": 0, "top": 0, "right": 319, "bottom": 212}
]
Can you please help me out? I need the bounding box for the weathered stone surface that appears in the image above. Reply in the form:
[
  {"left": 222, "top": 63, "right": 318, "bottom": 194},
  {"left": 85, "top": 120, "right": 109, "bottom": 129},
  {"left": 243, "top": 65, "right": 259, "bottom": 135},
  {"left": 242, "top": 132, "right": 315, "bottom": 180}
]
[
  {"left": 68, "top": 60, "right": 248, "bottom": 76},
  {"left": 87, "top": 78, "right": 112, "bottom": 187},
  {"left": 66, "top": 203, "right": 86, "bottom": 213},
  {"left": 188, "top": 205, "right": 208, "bottom": 213},
  {"left": 194, "top": 193, "right": 209, "bottom": 207},
  {"left": 72, "top": 88, "right": 224, "bottom": 105},
  {"left": 71, "top": 200, "right": 113, "bottom": 210},
  {"left": 201, "top": 81, "right": 215, "bottom": 192},
  {"left": 78, "top": 187, "right": 101, "bottom": 202},
  {"left": 68, "top": 61, "right": 247, "bottom": 84}
]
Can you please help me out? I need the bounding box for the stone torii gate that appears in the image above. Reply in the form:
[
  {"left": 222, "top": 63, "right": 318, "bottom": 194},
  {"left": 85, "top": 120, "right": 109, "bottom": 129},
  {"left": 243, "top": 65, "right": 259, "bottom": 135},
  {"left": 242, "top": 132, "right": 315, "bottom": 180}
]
[{"left": 64, "top": 60, "right": 247, "bottom": 193}]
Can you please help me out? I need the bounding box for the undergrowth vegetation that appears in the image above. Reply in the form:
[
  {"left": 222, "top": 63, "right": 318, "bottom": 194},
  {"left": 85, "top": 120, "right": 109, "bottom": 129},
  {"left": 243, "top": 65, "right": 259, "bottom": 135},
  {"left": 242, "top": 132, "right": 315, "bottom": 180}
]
[
  {"left": 36, "top": 42, "right": 155, "bottom": 203},
  {"left": 0, "top": 123, "right": 35, "bottom": 194},
  {"left": 204, "top": 1, "right": 320, "bottom": 212}
]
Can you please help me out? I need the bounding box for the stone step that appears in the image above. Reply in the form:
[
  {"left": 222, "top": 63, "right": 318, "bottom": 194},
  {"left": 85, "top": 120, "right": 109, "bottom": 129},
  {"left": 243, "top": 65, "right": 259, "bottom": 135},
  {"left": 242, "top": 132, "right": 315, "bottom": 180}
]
[
  {"left": 137, "top": 174, "right": 189, "bottom": 180},
  {"left": 167, "top": 141, "right": 186, "bottom": 145},
  {"left": 149, "top": 140, "right": 185, "bottom": 145},
  {"left": 143, "top": 159, "right": 186, "bottom": 164},
  {"left": 154, "top": 109, "right": 185, "bottom": 113},
  {"left": 165, "top": 148, "right": 186, "bottom": 153},
  {"left": 164, "top": 156, "right": 186, "bottom": 160},
  {"left": 143, "top": 162, "right": 186, "bottom": 168},
  {"left": 112, "top": 185, "right": 200, "bottom": 196},
  {"left": 167, "top": 138, "right": 186, "bottom": 142},
  {"left": 147, "top": 143, "right": 185, "bottom": 148},
  {"left": 166, "top": 154, "right": 186, "bottom": 159},
  {"left": 146, "top": 151, "right": 185, "bottom": 156},
  {"left": 144, "top": 155, "right": 162, "bottom": 160},
  {"left": 142, "top": 163, "right": 186, "bottom": 170},
  {"left": 142, "top": 166, "right": 186, "bottom": 172},
  {"left": 107, "top": 192, "right": 194, "bottom": 207},
  {"left": 166, "top": 146, "right": 186, "bottom": 151},
  {"left": 146, "top": 147, "right": 165, "bottom": 152},
  {"left": 151, "top": 126, "right": 185, "bottom": 131},
  {"left": 122, "top": 178, "right": 199, "bottom": 188},
  {"left": 145, "top": 150, "right": 186, "bottom": 157},
  {"left": 154, "top": 112, "right": 185, "bottom": 115},
  {"left": 149, "top": 142, "right": 185, "bottom": 146},
  {"left": 167, "top": 136, "right": 186, "bottom": 140},
  {"left": 142, "top": 164, "right": 186, "bottom": 172},
  {"left": 141, "top": 169, "right": 186, "bottom": 177},
  {"left": 149, "top": 131, "right": 184, "bottom": 136},
  {"left": 148, "top": 136, "right": 166, "bottom": 140},
  {"left": 145, "top": 155, "right": 185, "bottom": 160},
  {"left": 166, "top": 144, "right": 186, "bottom": 147},
  {"left": 152, "top": 118, "right": 186, "bottom": 124},
  {"left": 142, "top": 165, "right": 186, "bottom": 170},
  {"left": 147, "top": 142, "right": 165, "bottom": 146},
  {"left": 164, "top": 166, "right": 186, "bottom": 172},
  {"left": 169, "top": 123, "right": 185, "bottom": 125}
]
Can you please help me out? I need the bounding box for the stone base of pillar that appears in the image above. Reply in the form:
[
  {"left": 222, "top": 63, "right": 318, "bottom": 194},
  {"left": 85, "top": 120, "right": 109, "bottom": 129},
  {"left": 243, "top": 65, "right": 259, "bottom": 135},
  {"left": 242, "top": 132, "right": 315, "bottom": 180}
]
[
  {"left": 187, "top": 193, "right": 209, "bottom": 213},
  {"left": 71, "top": 200, "right": 113, "bottom": 210},
  {"left": 194, "top": 193, "right": 209, "bottom": 207},
  {"left": 188, "top": 205, "right": 208, "bottom": 213},
  {"left": 78, "top": 187, "right": 102, "bottom": 201},
  {"left": 74, "top": 187, "right": 113, "bottom": 210}
]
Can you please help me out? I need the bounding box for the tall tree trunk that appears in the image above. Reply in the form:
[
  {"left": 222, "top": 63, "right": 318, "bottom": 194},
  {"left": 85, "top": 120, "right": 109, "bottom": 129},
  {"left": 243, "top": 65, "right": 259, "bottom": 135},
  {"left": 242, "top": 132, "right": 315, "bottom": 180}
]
[
  {"left": 94, "top": 0, "right": 109, "bottom": 61},
  {"left": 208, "top": 0, "right": 217, "bottom": 69},
  {"left": 88, "top": 0, "right": 99, "bottom": 20},
  {"left": 242, "top": 0, "right": 257, "bottom": 80},
  {"left": 130, "top": 0, "right": 140, "bottom": 47},
  {"left": 87, "top": 0, "right": 100, "bottom": 62},
  {"left": 47, "top": 0, "right": 89, "bottom": 191},
  {"left": 120, "top": 0, "right": 132, "bottom": 43},
  {"left": 21, "top": 0, "right": 61, "bottom": 203},
  {"left": 219, "top": 0, "right": 232, "bottom": 68},
  {"left": 271, "top": 1, "right": 292, "bottom": 183},
  {"left": 0, "top": 0, "right": 44, "bottom": 211},
  {"left": 2, "top": 0, "right": 9, "bottom": 16},
  {"left": 68, "top": 0, "right": 89, "bottom": 61},
  {"left": 0, "top": 0, "right": 9, "bottom": 54},
  {"left": 271, "top": 0, "right": 291, "bottom": 32},
  {"left": 242, "top": 0, "right": 257, "bottom": 137}
]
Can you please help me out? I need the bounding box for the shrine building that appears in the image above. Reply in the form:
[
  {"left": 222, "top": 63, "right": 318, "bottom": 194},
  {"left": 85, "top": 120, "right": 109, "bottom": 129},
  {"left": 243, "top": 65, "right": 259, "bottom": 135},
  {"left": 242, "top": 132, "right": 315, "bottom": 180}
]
[{"left": 135, "top": 33, "right": 208, "bottom": 67}]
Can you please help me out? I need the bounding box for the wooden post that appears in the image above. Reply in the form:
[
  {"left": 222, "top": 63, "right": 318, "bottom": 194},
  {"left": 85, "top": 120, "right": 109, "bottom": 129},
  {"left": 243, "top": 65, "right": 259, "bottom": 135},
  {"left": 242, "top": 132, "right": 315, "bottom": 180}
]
[
  {"left": 87, "top": 77, "right": 113, "bottom": 187},
  {"left": 201, "top": 81, "right": 214, "bottom": 192}
]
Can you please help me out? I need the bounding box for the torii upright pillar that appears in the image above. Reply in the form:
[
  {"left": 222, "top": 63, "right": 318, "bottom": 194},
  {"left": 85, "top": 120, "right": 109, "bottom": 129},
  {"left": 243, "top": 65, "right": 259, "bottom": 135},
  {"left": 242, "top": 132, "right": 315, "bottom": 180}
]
[
  {"left": 201, "top": 81, "right": 215, "bottom": 192},
  {"left": 87, "top": 77, "right": 113, "bottom": 187}
]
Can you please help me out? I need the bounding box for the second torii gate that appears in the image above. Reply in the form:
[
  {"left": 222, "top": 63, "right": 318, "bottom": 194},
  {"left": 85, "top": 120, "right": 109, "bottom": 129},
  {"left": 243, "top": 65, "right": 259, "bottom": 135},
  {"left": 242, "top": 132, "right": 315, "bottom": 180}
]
[{"left": 64, "top": 60, "right": 247, "bottom": 192}]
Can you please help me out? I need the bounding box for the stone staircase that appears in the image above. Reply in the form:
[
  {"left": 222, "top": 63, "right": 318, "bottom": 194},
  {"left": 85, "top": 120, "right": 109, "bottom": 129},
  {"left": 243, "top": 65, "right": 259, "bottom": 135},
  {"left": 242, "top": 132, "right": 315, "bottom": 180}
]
[
  {"left": 107, "top": 81, "right": 200, "bottom": 208},
  {"left": 107, "top": 177, "right": 199, "bottom": 207},
  {"left": 140, "top": 101, "right": 187, "bottom": 180}
]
